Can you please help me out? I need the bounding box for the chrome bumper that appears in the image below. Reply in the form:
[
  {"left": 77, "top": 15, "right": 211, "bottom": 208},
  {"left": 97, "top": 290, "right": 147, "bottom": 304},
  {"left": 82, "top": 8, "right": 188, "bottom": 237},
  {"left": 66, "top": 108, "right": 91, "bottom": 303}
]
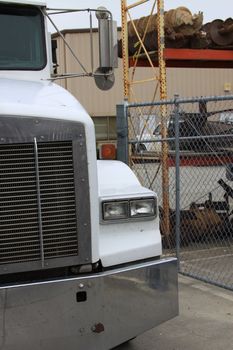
[{"left": 0, "top": 257, "right": 178, "bottom": 350}]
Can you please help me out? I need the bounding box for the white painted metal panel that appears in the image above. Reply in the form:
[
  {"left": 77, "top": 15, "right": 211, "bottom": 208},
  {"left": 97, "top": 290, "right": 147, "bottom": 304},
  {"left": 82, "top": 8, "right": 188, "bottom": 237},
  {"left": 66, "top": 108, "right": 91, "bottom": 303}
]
[
  {"left": 0, "top": 0, "right": 46, "bottom": 5},
  {"left": 97, "top": 160, "right": 162, "bottom": 266}
]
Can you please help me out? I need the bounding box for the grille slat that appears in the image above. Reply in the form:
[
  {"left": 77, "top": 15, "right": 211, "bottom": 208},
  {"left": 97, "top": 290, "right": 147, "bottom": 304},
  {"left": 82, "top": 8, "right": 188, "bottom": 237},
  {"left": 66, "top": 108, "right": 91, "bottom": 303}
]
[
  {"left": 36, "top": 184, "right": 74, "bottom": 190},
  {"left": 1, "top": 220, "right": 42, "bottom": 227},
  {"left": 1, "top": 231, "right": 77, "bottom": 239},
  {"left": 0, "top": 255, "right": 40, "bottom": 263},
  {"left": 0, "top": 141, "right": 78, "bottom": 266},
  {"left": 42, "top": 222, "right": 76, "bottom": 229},
  {"left": 0, "top": 246, "right": 40, "bottom": 254},
  {"left": 0, "top": 204, "right": 75, "bottom": 212},
  {"left": 0, "top": 163, "right": 35, "bottom": 168},
  {"left": 1, "top": 189, "right": 37, "bottom": 195},
  {"left": 0, "top": 239, "right": 78, "bottom": 250},
  {"left": 1, "top": 206, "right": 38, "bottom": 214},
  {"left": 1, "top": 172, "right": 73, "bottom": 179},
  {"left": 1, "top": 225, "right": 40, "bottom": 233},
  {"left": 1, "top": 232, "right": 40, "bottom": 239},
  {"left": 0, "top": 241, "right": 40, "bottom": 249}
]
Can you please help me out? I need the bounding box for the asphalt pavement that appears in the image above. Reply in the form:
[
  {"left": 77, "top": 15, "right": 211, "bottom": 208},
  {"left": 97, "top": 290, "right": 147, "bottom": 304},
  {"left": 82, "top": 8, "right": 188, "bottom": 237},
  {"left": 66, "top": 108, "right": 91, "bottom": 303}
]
[{"left": 115, "top": 275, "right": 233, "bottom": 350}]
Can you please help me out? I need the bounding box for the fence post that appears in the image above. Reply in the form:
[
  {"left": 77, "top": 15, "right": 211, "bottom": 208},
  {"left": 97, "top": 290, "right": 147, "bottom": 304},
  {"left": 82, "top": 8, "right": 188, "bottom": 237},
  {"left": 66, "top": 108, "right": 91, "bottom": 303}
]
[
  {"left": 116, "top": 101, "right": 129, "bottom": 164},
  {"left": 174, "top": 94, "right": 181, "bottom": 270}
]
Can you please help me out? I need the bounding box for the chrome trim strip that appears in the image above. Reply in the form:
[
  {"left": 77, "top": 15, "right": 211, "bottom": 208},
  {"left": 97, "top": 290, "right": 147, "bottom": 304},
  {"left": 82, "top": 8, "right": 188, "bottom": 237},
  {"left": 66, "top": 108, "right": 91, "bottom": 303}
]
[
  {"left": 34, "top": 137, "right": 45, "bottom": 268},
  {"left": 0, "top": 257, "right": 176, "bottom": 289}
]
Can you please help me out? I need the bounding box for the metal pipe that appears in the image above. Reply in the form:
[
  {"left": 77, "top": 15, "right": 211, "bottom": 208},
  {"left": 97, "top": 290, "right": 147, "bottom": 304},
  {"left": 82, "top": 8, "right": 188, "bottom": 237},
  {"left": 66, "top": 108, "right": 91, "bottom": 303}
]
[
  {"left": 89, "top": 11, "right": 94, "bottom": 74},
  {"left": 42, "top": 9, "right": 89, "bottom": 74},
  {"left": 131, "top": 0, "right": 157, "bottom": 80},
  {"left": 116, "top": 102, "right": 129, "bottom": 164},
  {"left": 127, "top": 94, "right": 233, "bottom": 108},
  {"left": 180, "top": 272, "right": 233, "bottom": 292},
  {"left": 34, "top": 138, "right": 45, "bottom": 268},
  {"left": 130, "top": 77, "right": 158, "bottom": 85},
  {"left": 48, "top": 8, "right": 112, "bottom": 18},
  {"left": 157, "top": 0, "right": 170, "bottom": 239},
  {"left": 129, "top": 132, "right": 233, "bottom": 143},
  {"left": 127, "top": 10, "right": 158, "bottom": 74},
  {"left": 174, "top": 95, "right": 181, "bottom": 270},
  {"left": 121, "top": 0, "right": 130, "bottom": 100},
  {"left": 126, "top": 0, "right": 150, "bottom": 10}
]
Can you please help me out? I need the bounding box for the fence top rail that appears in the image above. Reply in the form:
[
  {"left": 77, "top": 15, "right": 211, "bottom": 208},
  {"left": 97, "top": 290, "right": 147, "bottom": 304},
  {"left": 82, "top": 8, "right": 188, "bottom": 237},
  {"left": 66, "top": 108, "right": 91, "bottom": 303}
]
[
  {"left": 125, "top": 95, "right": 233, "bottom": 109},
  {"left": 129, "top": 133, "right": 233, "bottom": 144}
]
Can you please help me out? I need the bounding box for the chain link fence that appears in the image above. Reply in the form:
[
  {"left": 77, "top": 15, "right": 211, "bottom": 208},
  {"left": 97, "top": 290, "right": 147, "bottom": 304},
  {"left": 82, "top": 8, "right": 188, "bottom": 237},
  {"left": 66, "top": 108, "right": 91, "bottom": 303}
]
[{"left": 117, "top": 95, "right": 233, "bottom": 290}]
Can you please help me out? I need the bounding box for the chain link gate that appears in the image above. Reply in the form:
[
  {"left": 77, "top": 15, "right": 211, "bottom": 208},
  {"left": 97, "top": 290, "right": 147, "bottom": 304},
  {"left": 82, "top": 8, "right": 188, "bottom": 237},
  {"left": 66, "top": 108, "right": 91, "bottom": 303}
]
[{"left": 117, "top": 95, "right": 233, "bottom": 291}]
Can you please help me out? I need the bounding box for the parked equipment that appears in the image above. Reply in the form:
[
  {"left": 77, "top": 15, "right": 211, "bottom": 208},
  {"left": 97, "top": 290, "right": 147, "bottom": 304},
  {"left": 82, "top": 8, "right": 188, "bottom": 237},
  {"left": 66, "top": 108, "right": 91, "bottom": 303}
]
[
  {"left": 118, "top": 6, "right": 233, "bottom": 57},
  {"left": 162, "top": 178, "right": 233, "bottom": 247}
]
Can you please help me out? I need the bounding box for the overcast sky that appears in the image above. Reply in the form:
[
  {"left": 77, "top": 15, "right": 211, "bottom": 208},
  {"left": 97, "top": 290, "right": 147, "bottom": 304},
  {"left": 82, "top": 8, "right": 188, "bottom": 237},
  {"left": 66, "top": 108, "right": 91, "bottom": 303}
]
[{"left": 47, "top": 0, "right": 231, "bottom": 32}]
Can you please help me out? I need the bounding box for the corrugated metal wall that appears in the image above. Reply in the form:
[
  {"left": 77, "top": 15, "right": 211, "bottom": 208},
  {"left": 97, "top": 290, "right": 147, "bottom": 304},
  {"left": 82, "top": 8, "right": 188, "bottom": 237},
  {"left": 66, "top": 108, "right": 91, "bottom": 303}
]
[
  {"left": 55, "top": 30, "right": 233, "bottom": 117},
  {"left": 55, "top": 31, "right": 124, "bottom": 116}
]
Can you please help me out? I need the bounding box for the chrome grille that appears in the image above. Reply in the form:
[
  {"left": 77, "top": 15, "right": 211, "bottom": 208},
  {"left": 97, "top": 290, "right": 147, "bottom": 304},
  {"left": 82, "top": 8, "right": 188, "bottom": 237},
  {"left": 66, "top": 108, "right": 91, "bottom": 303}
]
[
  {"left": 38, "top": 142, "right": 78, "bottom": 259},
  {"left": 0, "top": 141, "right": 78, "bottom": 266}
]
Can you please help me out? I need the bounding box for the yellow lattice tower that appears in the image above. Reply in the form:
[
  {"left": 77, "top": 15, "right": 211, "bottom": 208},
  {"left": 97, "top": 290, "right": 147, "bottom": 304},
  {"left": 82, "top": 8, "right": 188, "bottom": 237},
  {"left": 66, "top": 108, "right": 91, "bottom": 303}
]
[{"left": 121, "top": 0, "right": 170, "bottom": 237}]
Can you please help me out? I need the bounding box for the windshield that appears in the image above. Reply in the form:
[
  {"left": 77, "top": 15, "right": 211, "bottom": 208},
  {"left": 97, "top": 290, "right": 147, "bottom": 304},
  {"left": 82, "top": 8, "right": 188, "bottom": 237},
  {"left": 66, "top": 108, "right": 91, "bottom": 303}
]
[{"left": 0, "top": 4, "right": 46, "bottom": 70}]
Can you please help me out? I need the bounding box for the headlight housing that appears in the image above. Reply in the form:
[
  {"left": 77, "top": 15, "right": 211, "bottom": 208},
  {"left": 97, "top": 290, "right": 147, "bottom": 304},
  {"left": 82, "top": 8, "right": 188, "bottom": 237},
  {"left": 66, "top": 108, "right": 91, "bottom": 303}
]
[
  {"left": 103, "top": 201, "right": 128, "bottom": 221},
  {"left": 130, "top": 198, "right": 155, "bottom": 218},
  {"left": 102, "top": 197, "right": 156, "bottom": 222}
]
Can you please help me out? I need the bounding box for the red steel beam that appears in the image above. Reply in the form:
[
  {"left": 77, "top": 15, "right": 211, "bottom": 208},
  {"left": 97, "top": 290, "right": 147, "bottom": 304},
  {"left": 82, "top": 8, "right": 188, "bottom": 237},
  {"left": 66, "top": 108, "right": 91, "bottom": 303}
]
[
  {"left": 164, "top": 48, "right": 233, "bottom": 61},
  {"left": 129, "top": 48, "right": 233, "bottom": 68}
]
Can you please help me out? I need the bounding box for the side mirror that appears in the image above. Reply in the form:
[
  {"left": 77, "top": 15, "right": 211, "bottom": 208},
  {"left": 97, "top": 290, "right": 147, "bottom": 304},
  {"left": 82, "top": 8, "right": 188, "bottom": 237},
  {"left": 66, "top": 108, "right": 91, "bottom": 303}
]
[{"left": 94, "top": 7, "right": 118, "bottom": 90}]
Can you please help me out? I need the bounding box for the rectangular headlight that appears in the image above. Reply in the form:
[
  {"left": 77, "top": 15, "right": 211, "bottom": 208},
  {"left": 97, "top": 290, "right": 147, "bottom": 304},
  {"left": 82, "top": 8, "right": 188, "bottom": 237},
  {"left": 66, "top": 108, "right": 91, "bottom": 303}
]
[
  {"left": 102, "top": 197, "right": 156, "bottom": 222},
  {"left": 130, "top": 198, "right": 156, "bottom": 218},
  {"left": 103, "top": 201, "right": 128, "bottom": 221}
]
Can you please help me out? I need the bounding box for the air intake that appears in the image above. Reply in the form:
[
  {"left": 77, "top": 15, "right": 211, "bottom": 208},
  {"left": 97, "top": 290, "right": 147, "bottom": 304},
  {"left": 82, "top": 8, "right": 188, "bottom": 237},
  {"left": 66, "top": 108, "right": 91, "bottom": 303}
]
[{"left": 0, "top": 117, "right": 91, "bottom": 274}]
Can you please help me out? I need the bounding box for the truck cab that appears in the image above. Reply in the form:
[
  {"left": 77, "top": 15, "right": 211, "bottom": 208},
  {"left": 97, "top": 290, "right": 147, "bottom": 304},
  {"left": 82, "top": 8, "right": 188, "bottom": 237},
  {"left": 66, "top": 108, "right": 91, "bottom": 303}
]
[{"left": 0, "top": 1, "right": 178, "bottom": 349}]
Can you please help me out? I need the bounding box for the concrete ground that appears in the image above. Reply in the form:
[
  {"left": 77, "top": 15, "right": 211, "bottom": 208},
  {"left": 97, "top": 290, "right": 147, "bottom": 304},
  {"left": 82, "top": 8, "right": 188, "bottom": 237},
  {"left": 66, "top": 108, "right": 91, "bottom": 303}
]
[{"left": 115, "top": 275, "right": 233, "bottom": 350}]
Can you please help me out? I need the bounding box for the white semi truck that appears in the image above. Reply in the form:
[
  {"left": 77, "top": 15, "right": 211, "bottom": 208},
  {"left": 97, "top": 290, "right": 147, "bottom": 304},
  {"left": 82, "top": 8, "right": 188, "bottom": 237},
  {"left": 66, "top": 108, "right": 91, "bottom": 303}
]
[{"left": 0, "top": 1, "right": 178, "bottom": 349}]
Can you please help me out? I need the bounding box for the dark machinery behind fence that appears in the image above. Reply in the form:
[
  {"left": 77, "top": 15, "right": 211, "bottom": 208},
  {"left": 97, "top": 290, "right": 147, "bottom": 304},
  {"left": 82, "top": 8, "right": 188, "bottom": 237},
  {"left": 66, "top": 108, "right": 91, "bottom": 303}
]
[{"left": 161, "top": 177, "right": 233, "bottom": 247}]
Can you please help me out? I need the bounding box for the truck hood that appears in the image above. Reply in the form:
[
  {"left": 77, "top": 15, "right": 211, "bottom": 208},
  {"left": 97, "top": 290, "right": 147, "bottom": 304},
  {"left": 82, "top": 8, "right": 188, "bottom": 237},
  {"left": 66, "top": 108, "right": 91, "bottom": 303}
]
[
  {"left": 0, "top": 78, "right": 86, "bottom": 112},
  {"left": 0, "top": 77, "right": 99, "bottom": 264}
]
